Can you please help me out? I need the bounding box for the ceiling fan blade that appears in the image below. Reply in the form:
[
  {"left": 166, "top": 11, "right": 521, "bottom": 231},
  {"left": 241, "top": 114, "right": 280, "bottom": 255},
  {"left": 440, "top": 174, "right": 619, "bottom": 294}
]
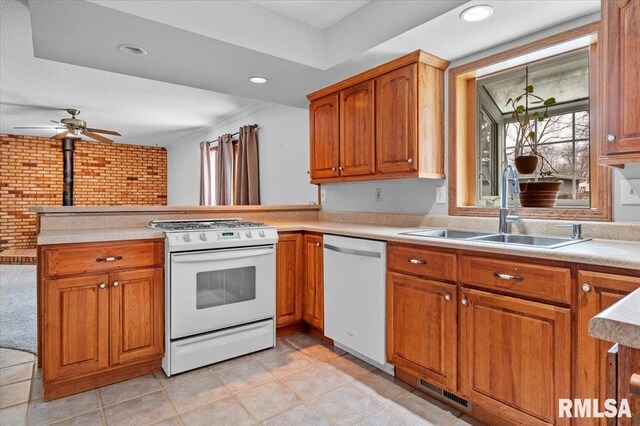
[
  {"left": 84, "top": 131, "right": 113, "bottom": 143},
  {"left": 51, "top": 130, "right": 69, "bottom": 140},
  {"left": 51, "top": 120, "right": 63, "bottom": 124},
  {"left": 14, "top": 126, "right": 66, "bottom": 129},
  {"left": 85, "top": 128, "right": 121, "bottom": 136}
]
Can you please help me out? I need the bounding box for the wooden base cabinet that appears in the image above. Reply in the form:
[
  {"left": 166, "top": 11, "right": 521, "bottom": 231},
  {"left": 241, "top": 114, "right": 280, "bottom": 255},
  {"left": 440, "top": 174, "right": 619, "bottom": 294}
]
[
  {"left": 575, "top": 270, "right": 640, "bottom": 423},
  {"left": 276, "top": 233, "right": 304, "bottom": 327},
  {"left": 459, "top": 287, "right": 571, "bottom": 426},
  {"left": 40, "top": 240, "right": 164, "bottom": 400},
  {"left": 386, "top": 272, "right": 456, "bottom": 390},
  {"left": 303, "top": 234, "right": 324, "bottom": 330}
]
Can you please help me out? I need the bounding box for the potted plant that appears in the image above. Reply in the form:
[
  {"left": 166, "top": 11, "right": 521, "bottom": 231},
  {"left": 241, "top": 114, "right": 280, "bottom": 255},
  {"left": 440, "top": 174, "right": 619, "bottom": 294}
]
[
  {"left": 505, "top": 66, "right": 556, "bottom": 174},
  {"left": 506, "top": 67, "right": 562, "bottom": 207}
]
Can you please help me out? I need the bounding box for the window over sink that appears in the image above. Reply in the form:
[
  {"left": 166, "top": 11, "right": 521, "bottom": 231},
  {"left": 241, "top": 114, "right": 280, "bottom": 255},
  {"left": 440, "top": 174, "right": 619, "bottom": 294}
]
[{"left": 448, "top": 22, "right": 610, "bottom": 220}]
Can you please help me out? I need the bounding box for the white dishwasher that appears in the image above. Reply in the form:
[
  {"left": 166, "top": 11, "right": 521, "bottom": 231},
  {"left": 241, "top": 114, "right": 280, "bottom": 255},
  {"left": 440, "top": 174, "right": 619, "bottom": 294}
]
[{"left": 323, "top": 235, "right": 393, "bottom": 374}]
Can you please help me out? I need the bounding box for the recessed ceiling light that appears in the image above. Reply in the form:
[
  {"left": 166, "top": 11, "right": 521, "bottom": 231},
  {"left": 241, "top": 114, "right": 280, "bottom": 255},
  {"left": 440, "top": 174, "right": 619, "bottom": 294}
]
[
  {"left": 117, "top": 44, "right": 147, "bottom": 56},
  {"left": 249, "top": 76, "right": 268, "bottom": 84},
  {"left": 460, "top": 4, "right": 493, "bottom": 22}
]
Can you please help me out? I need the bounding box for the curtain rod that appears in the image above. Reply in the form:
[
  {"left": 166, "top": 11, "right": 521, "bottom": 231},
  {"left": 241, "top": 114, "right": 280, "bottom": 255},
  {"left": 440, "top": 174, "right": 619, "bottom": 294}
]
[{"left": 221, "top": 124, "right": 259, "bottom": 140}]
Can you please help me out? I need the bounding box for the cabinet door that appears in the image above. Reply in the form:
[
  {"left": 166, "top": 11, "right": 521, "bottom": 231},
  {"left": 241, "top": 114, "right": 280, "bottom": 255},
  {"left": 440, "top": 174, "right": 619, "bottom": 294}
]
[
  {"left": 276, "top": 233, "right": 303, "bottom": 326},
  {"left": 459, "top": 288, "right": 571, "bottom": 426},
  {"left": 386, "top": 272, "right": 456, "bottom": 390},
  {"left": 602, "top": 0, "right": 640, "bottom": 155},
  {"left": 376, "top": 64, "right": 418, "bottom": 174},
  {"left": 110, "top": 267, "right": 164, "bottom": 365},
  {"left": 340, "top": 80, "right": 376, "bottom": 176},
  {"left": 303, "top": 234, "right": 323, "bottom": 330},
  {"left": 310, "top": 94, "right": 340, "bottom": 180},
  {"left": 576, "top": 270, "right": 640, "bottom": 424},
  {"left": 44, "top": 274, "right": 110, "bottom": 382}
]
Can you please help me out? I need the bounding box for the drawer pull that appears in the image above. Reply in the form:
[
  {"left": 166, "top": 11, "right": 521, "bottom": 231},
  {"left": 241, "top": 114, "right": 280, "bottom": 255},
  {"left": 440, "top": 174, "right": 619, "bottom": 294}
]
[
  {"left": 493, "top": 272, "right": 524, "bottom": 281},
  {"left": 461, "top": 298, "right": 468, "bottom": 306},
  {"left": 581, "top": 283, "right": 592, "bottom": 293},
  {"left": 408, "top": 258, "right": 428, "bottom": 265},
  {"left": 112, "top": 281, "right": 119, "bottom": 287},
  {"left": 96, "top": 256, "right": 123, "bottom": 262},
  {"left": 99, "top": 283, "right": 106, "bottom": 289}
]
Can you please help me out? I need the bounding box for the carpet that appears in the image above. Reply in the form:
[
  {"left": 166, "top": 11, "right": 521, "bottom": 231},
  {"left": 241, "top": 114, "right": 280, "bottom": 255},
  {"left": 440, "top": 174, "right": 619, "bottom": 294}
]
[{"left": 0, "top": 264, "right": 37, "bottom": 353}]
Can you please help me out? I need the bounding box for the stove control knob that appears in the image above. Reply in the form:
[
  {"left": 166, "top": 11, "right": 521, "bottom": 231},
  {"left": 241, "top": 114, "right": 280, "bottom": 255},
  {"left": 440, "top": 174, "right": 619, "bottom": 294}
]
[
  {"left": 199, "top": 232, "right": 207, "bottom": 241},
  {"left": 183, "top": 233, "right": 191, "bottom": 242},
  {"left": 245, "top": 230, "right": 253, "bottom": 238},
  {"left": 259, "top": 230, "right": 266, "bottom": 238}
]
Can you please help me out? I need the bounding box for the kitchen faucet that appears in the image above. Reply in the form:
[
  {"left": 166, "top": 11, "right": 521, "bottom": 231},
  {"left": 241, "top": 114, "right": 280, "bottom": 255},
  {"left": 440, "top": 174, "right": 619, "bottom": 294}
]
[{"left": 499, "top": 163, "right": 520, "bottom": 234}]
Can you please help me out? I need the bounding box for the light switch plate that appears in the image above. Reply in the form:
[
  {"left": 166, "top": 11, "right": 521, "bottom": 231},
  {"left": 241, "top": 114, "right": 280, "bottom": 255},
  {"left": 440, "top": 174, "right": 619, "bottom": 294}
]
[
  {"left": 375, "top": 188, "right": 383, "bottom": 202},
  {"left": 435, "top": 186, "right": 447, "bottom": 204},
  {"left": 620, "top": 179, "right": 640, "bottom": 205},
  {"left": 320, "top": 189, "right": 327, "bottom": 203}
]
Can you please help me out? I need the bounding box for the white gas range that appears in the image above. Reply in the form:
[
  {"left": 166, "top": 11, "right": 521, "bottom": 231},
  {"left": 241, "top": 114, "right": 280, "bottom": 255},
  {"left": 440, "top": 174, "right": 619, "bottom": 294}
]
[{"left": 148, "top": 219, "right": 279, "bottom": 376}]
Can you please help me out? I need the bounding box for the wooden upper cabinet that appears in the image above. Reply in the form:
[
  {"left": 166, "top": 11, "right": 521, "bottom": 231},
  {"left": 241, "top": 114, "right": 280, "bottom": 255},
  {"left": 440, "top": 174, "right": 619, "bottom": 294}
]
[
  {"left": 307, "top": 50, "right": 449, "bottom": 183},
  {"left": 601, "top": 0, "right": 640, "bottom": 163},
  {"left": 110, "top": 267, "right": 164, "bottom": 366},
  {"left": 276, "top": 233, "right": 304, "bottom": 327},
  {"left": 309, "top": 94, "right": 340, "bottom": 179},
  {"left": 44, "top": 274, "right": 110, "bottom": 382},
  {"left": 386, "top": 272, "right": 457, "bottom": 391},
  {"left": 303, "top": 234, "right": 323, "bottom": 330},
  {"left": 575, "top": 270, "right": 640, "bottom": 423},
  {"left": 376, "top": 64, "right": 418, "bottom": 174},
  {"left": 459, "top": 288, "right": 571, "bottom": 426},
  {"left": 340, "top": 80, "right": 376, "bottom": 177}
]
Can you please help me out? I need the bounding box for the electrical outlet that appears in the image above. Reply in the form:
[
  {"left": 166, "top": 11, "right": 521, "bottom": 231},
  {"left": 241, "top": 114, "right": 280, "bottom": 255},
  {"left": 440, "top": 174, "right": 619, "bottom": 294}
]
[
  {"left": 435, "top": 186, "right": 447, "bottom": 204},
  {"left": 320, "top": 189, "right": 327, "bottom": 203},
  {"left": 621, "top": 179, "right": 640, "bottom": 205},
  {"left": 375, "top": 188, "right": 383, "bottom": 202}
]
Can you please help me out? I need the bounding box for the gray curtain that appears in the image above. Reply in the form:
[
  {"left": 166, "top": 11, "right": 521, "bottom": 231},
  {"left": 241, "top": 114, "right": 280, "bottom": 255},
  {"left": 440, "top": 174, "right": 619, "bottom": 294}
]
[
  {"left": 234, "top": 126, "right": 260, "bottom": 205},
  {"left": 215, "top": 134, "right": 234, "bottom": 206},
  {"left": 199, "top": 141, "right": 212, "bottom": 205}
]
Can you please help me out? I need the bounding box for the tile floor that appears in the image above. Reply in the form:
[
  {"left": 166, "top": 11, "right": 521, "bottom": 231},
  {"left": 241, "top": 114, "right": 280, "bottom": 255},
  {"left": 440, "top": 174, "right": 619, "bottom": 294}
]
[{"left": 0, "top": 333, "right": 484, "bottom": 425}]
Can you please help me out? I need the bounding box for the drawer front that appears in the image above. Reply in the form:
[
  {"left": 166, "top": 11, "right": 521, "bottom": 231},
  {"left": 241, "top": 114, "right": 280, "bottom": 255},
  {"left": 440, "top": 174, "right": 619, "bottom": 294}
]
[
  {"left": 388, "top": 244, "right": 456, "bottom": 282},
  {"left": 43, "top": 240, "right": 163, "bottom": 277},
  {"left": 460, "top": 255, "right": 571, "bottom": 304}
]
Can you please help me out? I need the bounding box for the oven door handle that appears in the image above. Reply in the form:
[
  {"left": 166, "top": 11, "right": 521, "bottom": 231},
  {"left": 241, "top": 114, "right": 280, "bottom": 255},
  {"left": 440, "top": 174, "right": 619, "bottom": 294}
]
[{"left": 172, "top": 247, "right": 274, "bottom": 263}]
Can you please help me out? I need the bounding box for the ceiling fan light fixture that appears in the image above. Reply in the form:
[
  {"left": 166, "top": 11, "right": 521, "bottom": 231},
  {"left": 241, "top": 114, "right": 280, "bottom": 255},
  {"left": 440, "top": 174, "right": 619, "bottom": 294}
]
[
  {"left": 249, "top": 76, "right": 268, "bottom": 84},
  {"left": 460, "top": 4, "right": 493, "bottom": 22},
  {"left": 117, "top": 44, "right": 147, "bottom": 56}
]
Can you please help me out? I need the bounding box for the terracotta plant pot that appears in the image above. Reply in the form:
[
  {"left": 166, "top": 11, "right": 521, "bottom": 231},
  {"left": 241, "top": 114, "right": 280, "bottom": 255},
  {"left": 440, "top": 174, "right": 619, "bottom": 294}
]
[
  {"left": 514, "top": 155, "right": 539, "bottom": 174},
  {"left": 519, "top": 181, "right": 562, "bottom": 208}
]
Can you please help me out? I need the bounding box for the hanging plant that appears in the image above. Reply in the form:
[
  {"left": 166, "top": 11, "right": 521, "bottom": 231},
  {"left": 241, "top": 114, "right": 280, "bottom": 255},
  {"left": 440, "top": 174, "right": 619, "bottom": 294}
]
[{"left": 505, "top": 66, "right": 557, "bottom": 174}]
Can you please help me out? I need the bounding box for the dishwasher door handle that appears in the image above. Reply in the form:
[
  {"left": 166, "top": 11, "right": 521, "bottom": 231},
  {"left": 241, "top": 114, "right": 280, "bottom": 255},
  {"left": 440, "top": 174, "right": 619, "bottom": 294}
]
[{"left": 323, "top": 243, "right": 382, "bottom": 259}]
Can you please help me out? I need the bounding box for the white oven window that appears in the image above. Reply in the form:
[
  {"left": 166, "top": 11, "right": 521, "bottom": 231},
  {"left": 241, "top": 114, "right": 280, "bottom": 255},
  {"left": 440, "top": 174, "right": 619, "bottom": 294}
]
[{"left": 196, "top": 266, "right": 256, "bottom": 309}]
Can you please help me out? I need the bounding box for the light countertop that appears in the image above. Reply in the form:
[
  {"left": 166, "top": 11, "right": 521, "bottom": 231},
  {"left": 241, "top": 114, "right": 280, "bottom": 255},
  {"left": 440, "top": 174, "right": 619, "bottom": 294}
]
[
  {"left": 590, "top": 288, "right": 640, "bottom": 349},
  {"left": 37, "top": 220, "right": 640, "bottom": 271}
]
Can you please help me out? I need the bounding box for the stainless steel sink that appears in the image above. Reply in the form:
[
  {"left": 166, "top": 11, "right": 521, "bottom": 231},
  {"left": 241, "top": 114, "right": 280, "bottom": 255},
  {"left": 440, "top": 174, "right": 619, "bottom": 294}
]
[
  {"left": 400, "top": 229, "right": 496, "bottom": 239},
  {"left": 472, "top": 233, "right": 590, "bottom": 248}
]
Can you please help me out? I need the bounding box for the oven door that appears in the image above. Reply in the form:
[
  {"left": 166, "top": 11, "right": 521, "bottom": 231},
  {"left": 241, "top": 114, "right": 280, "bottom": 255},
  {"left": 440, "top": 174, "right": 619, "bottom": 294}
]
[{"left": 170, "top": 245, "right": 275, "bottom": 339}]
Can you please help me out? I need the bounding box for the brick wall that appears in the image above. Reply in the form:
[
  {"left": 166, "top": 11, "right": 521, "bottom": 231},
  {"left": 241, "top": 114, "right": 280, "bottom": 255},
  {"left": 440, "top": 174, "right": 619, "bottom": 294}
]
[{"left": 0, "top": 134, "right": 167, "bottom": 251}]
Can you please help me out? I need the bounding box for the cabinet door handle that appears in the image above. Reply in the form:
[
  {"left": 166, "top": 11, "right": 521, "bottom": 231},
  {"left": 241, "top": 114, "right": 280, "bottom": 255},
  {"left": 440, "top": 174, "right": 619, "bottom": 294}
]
[
  {"left": 493, "top": 272, "right": 524, "bottom": 281},
  {"left": 461, "top": 298, "right": 468, "bottom": 306},
  {"left": 606, "top": 133, "right": 616, "bottom": 142},
  {"left": 338, "top": 166, "right": 343, "bottom": 171},
  {"left": 96, "top": 256, "right": 122, "bottom": 262},
  {"left": 407, "top": 158, "right": 413, "bottom": 164},
  {"left": 631, "top": 373, "right": 640, "bottom": 397},
  {"left": 581, "top": 283, "right": 592, "bottom": 293},
  {"left": 99, "top": 283, "right": 106, "bottom": 289},
  {"left": 112, "top": 281, "right": 119, "bottom": 287},
  {"left": 331, "top": 167, "right": 336, "bottom": 171},
  {"left": 444, "top": 294, "right": 451, "bottom": 301},
  {"left": 408, "top": 258, "right": 427, "bottom": 265},
  {"left": 316, "top": 242, "right": 320, "bottom": 247}
]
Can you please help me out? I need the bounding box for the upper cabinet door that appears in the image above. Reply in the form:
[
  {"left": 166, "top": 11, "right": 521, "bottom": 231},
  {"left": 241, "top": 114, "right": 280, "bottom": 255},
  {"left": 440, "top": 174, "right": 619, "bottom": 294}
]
[
  {"left": 603, "top": 0, "right": 640, "bottom": 155},
  {"left": 376, "top": 65, "right": 418, "bottom": 174},
  {"left": 309, "top": 94, "right": 340, "bottom": 180},
  {"left": 110, "top": 267, "right": 164, "bottom": 366},
  {"left": 340, "top": 80, "right": 376, "bottom": 176}
]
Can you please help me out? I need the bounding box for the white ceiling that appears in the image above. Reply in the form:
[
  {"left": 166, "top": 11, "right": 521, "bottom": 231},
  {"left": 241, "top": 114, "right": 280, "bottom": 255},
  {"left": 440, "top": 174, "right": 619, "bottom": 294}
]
[
  {"left": 0, "top": 0, "right": 264, "bottom": 146},
  {"left": 250, "top": 1, "right": 371, "bottom": 30},
  {"left": 1, "top": 0, "right": 601, "bottom": 147}
]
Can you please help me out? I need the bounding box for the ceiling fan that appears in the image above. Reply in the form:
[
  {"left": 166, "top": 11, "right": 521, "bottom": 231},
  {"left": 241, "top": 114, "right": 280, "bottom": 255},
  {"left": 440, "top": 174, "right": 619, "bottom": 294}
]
[{"left": 14, "top": 108, "right": 121, "bottom": 143}]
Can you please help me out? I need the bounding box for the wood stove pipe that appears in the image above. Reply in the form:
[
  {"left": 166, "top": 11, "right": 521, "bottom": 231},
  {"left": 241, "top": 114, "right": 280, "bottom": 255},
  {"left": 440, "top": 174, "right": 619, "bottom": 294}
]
[{"left": 61, "top": 137, "right": 75, "bottom": 206}]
